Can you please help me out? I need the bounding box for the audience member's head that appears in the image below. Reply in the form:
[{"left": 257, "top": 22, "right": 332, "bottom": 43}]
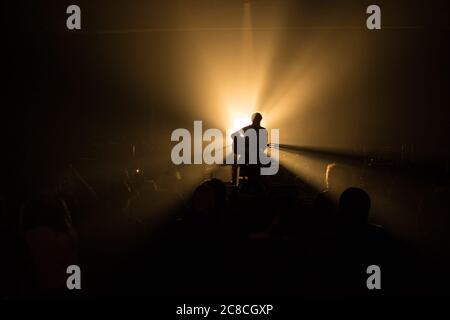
[
  {"left": 337, "top": 187, "right": 371, "bottom": 228},
  {"left": 325, "top": 163, "right": 352, "bottom": 195}
]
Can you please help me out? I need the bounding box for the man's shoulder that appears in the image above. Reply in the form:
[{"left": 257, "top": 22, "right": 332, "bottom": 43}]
[{"left": 243, "top": 125, "right": 266, "bottom": 131}]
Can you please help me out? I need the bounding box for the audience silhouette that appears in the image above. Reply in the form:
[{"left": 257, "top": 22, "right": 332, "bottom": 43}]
[{"left": 1, "top": 153, "right": 448, "bottom": 300}]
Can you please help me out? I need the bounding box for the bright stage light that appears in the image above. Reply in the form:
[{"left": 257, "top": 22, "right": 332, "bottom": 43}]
[
  {"left": 230, "top": 116, "right": 250, "bottom": 134},
  {"left": 120, "top": 1, "right": 368, "bottom": 192},
  {"left": 225, "top": 114, "right": 252, "bottom": 145}
]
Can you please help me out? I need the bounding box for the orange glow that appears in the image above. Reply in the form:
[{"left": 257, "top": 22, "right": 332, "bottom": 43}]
[{"left": 157, "top": 2, "right": 368, "bottom": 144}]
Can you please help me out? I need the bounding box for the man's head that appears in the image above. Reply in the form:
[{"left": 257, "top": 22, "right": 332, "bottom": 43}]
[{"left": 251, "top": 112, "right": 263, "bottom": 126}]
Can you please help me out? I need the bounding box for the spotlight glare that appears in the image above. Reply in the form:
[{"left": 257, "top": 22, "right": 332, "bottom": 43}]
[{"left": 231, "top": 116, "right": 250, "bottom": 134}]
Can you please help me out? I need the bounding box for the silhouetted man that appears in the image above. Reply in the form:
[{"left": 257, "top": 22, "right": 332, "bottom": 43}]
[
  {"left": 231, "top": 113, "right": 268, "bottom": 185},
  {"left": 335, "top": 187, "right": 388, "bottom": 257}
]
